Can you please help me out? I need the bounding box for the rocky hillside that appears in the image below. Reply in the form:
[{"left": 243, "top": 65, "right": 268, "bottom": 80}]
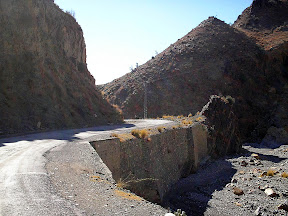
[
  {"left": 100, "top": 0, "right": 288, "bottom": 142},
  {"left": 0, "top": 0, "right": 122, "bottom": 135},
  {"left": 233, "top": 0, "right": 288, "bottom": 49},
  {"left": 234, "top": 0, "right": 288, "bottom": 141}
]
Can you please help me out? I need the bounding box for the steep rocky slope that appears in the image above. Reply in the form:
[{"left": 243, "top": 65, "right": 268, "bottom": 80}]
[
  {"left": 100, "top": 0, "right": 288, "bottom": 142},
  {"left": 234, "top": 0, "right": 288, "bottom": 141},
  {"left": 100, "top": 17, "right": 269, "bottom": 141},
  {"left": 233, "top": 0, "right": 288, "bottom": 49},
  {"left": 0, "top": 0, "right": 122, "bottom": 135}
]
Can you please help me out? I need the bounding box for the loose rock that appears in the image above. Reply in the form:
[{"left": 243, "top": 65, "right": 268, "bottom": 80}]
[
  {"left": 264, "top": 188, "right": 277, "bottom": 197},
  {"left": 233, "top": 187, "right": 244, "bottom": 195},
  {"left": 251, "top": 153, "right": 260, "bottom": 160},
  {"left": 278, "top": 202, "right": 288, "bottom": 211}
]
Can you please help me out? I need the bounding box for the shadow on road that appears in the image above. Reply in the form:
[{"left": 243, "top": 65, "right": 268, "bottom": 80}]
[
  {"left": 0, "top": 123, "right": 135, "bottom": 145},
  {"left": 163, "top": 159, "right": 236, "bottom": 216}
]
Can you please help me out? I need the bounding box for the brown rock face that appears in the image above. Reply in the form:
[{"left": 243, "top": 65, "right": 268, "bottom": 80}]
[
  {"left": 101, "top": 0, "right": 288, "bottom": 142},
  {"left": 200, "top": 95, "right": 242, "bottom": 157},
  {"left": 100, "top": 17, "right": 268, "bottom": 142},
  {"left": 0, "top": 0, "right": 122, "bottom": 135},
  {"left": 234, "top": 0, "right": 288, "bottom": 49}
]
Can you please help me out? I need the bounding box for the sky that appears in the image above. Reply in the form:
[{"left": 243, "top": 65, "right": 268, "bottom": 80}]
[{"left": 54, "top": 0, "right": 253, "bottom": 85}]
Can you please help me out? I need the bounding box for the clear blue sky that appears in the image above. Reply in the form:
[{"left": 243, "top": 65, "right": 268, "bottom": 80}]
[{"left": 54, "top": 0, "right": 252, "bottom": 84}]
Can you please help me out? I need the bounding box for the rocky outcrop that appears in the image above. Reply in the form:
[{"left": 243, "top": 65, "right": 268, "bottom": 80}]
[
  {"left": 233, "top": 0, "right": 288, "bottom": 142},
  {"left": 200, "top": 95, "right": 242, "bottom": 158},
  {"left": 0, "top": 0, "right": 122, "bottom": 135}
]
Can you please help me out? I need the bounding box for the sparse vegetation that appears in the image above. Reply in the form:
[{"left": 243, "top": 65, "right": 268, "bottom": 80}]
[
  {"left": 267, "top": 169, "right": 276, "bottom": 176},
  {"left": 281, "top": 172, "right": 288, "bottom": 178},
  {"left": 174, "top": 209, "right": 187, "bottom": 216},
  {"left": 140, "top": 129, "right": 149, "bottom": 139},
  {"left": 158, "top": 126, "right": 164, "bottom": 133},
  {"left": 131, "top": 129, "right": 149, "bottom": 139},
  {"left": 196, "top": 116, "right": 204, "bottom": 122}
]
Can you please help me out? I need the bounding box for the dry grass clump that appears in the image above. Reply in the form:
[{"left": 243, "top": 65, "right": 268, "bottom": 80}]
[
  {"left": 196, "top": 116, "right": 204, "bottom": 122},
  {"left": 281, "top": 172, "right": 288, "bottom": 178},
  {"left": 111, "top": 133, "right": 134, "bottom": 142},
  {"left": 131, "top": 129, "right": 140, "bottom": 138},
  {"left": 140, "top": 129, "right": 149, "bottom": 139},
  {"left": 177, "top": 115, "right": 184, "bottom": 119},
  {"left": 188, "top": 113, "right": 193, "bottom": 117},
  {"left": 114, "top": 190, "right": 142, "bottom": 201},
  {"left": 157, "top": 126, "right": 164, "bottom": 133},
  {"left": 111, "top": 133, "right": 119, "bottom": 138},
  {"left": 182, "top": 120, "right": 193, "bottom": 125},
  {"left": 267, "top": 169, "right": 276, "bottom": 176},
  {"left": 131, "top": 129, "right": 149, "bottom": 139},
  {"left": 162, "top": 115, "right": 173, "bottom": 119}
]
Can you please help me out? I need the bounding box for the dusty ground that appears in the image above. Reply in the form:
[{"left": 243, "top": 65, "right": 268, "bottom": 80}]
[{"left": 164, "top": 142, "right": 288, "bottom": 216}]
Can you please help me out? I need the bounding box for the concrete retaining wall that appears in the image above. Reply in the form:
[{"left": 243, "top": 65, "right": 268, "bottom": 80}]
[{"left": 90, "top": 123, "right": 209, "bottom": 203}]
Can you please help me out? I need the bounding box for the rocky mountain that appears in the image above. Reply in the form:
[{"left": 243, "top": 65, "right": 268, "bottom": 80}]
[
  {"left": 234, "top": 0, "right": 288, "bottom": 142},
  {"left": 100, "top": 0, "right": 288, "bottom": 142},
  {"left": 233, "top": 0, "right": 288, "bottom": 49},
  {"left": 0, "top": 0, "right": 122, "bottom": 135}
]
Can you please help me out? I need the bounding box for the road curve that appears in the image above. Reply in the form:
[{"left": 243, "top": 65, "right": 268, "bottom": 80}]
[{"left": 0, "top": 119, "right": 173, "bottom": 216}]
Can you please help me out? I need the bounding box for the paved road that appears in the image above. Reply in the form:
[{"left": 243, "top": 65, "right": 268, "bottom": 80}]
[{"left": 0, "top": 119, "right": 173, "bottom": 216}]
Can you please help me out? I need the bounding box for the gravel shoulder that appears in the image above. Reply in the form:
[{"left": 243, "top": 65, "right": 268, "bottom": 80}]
[{"left": 164, "top": 142, "right": 288, "bottom": 216}]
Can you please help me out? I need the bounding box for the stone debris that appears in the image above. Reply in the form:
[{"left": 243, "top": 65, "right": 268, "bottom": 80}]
[
  {"left": 264, "top": 188, "right": 277, "bottom": 197},
  {"left": 254, "top": 206, "right": 262, "bottom": 216},
  {"left": 241, "top": 161, "right": 248, "bottom": 167},
  {"left": 278, "top": 202, "right": 288, "bottom": 211},
  {"left": 251, "top": 153, "right": 260, "bottom": 160},
  {"left": 235, "top": 202, "right": 242, "bottom": 207},
  {"left": 233, "top": 187, "right": 244, "bottom": 195},
  {"left": 258, "top": 185, "right": 269, "bottom": 191}
]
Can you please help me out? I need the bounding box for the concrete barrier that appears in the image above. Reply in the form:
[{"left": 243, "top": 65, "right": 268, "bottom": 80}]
[{"left": 90, "top": 123, "right": 209, "bottom": 203}]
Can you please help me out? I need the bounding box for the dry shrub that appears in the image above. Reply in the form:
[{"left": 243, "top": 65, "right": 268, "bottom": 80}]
[
  {"left": 140, "top": 129, "right": 148, "bottom": 139},
  {"left": 281, "top": 172, "right": 288, "bottom": 178},
  {"left": 196, "top": 116, "right": 203, "bottom": 122},
  {"left": 112, "top": 104, "right": 123, "bottom": 115},
  {"left": 111, "top": 133, "right": 119, "bottom": 138},
  {"left": 131, "top": 129, "right": 140, "bottom": 138},
  {"left": 157, "top": 126, "right": 164, "bottom": 133},
  {"left": 131, "top": 129, "right": 149, "bottom": 139},
  {"left": 177, "top": 115, "right": 184, "bottom": 119},
  {"left": 162, "top": 115, "right": 173, "bottom": 119},
  {"left": 188, "top": 113, "right": 193, "bottom": 117},
  {"left": 267, "top": 169, "right": 276, "bottom": 176}
]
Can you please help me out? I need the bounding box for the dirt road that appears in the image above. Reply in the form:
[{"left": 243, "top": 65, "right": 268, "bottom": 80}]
[{"left": 0, "top": 120, "right": 173, "bottom": 216}]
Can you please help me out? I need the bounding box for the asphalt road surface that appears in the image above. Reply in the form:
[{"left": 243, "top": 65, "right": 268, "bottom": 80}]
[{"left": 0, "top": 119, "right": 173, "bottom": 216}]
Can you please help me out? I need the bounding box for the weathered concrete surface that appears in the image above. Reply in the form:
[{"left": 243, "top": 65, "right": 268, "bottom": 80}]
[{"left": 91, "top": 123, "right": 209, "bottom": 203}]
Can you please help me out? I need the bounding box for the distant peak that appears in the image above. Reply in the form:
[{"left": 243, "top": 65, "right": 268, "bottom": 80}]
[{"left": 198, "top": 16, "right": 227, "bottom": 28}]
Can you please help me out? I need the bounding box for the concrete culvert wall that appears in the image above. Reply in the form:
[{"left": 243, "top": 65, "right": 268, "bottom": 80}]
[
  {"left": 90, "top": 95, "right": 241, "bottom": 204},
  {"left": 90, "top": 123, "right": 209, "bottom": 203}
]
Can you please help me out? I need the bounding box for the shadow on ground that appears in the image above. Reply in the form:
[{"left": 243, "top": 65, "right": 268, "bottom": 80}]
[
  {"left": 0, "top": 123, "right": 135, "bottom": 145},
  {"left": 243, "top": 143, "right": 286, "bottom": 163},
  {"left": 163, "top": 159, "right": 237, "bottom": 216}
]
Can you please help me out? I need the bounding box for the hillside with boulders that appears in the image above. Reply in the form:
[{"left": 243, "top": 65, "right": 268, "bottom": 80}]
[
  {"left": 100, "top": 0, "right": 288, "bottom": 143},
  {"left": 0, "top": 0, "right": 122, "bottom": 135}
]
